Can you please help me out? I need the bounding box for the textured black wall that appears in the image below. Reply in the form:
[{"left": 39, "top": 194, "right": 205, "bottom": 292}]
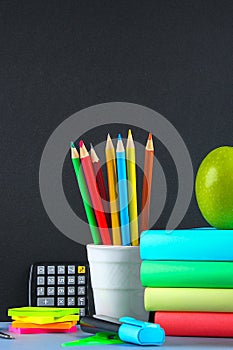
[{"left": 0, "top": 0, "right": 232, "bottom": 320}]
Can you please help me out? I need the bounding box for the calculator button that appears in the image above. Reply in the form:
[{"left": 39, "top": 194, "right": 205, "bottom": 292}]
[
  {"left": 47, "top": 266, "right": 55, "bottom": 275},
  {"left": 67, "top": 287, "right": 75, "bottom": 295},
  {"left": 67, "top": 276, "right": 75, "bottom": 285},
  {"left": 57, "top": 266, "right": 65, "bottom": 274},
  {"left": 67, "top": 297, "right": 75, "bottom": 306},
  {"left": 37, "top": 266, "right": 45, "bottom": 275},
  {"left": 77, "top": 297, "right": 86, "bottom": 306},
  {"left": 37, "top": 287, "right": 45, "bottom": 296},
  {"left": 57, "top": 297, "right": 65, "bottom": 306},
  {"left": 37, "top": 297, "right": 54, "bottom": 306},
  {"left": 37, "top": 277, "right": 45, "bottom": 285},
  {"left": 78, "top": 276, "right": 86, "bottom": 285},
  {"left": 79, "top": 308, "right": 86, "bottom": 316},
  {"left": 57, "top": 287, "right": 65, "bottom": 295},
  {"left": 68, "top": 265, "right": 75, "bottom": 274},
  {"left": 78, "top": 286, "right": 85, "bottom": 295},
  {"left": 47, "top": 276, "right": 55, "bottom": 285},
  {"left": 78, "top": 266, "right": 86, "bottom": 274},
  {"left": 57, "top": 276, "right": 65, "bottom": 285},
  {"left": 47, "top": 287, "right": 55, "bottom": 296}
]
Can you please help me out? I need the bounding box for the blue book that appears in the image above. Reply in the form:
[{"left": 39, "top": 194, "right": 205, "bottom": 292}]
[{"left": 140, "top": 228, "right": 233, "bottom": 261}]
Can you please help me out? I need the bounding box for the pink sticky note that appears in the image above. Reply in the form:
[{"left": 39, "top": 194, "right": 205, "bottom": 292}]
[{"left": 9, "top": 325, "right": 77, "bottom": 334}]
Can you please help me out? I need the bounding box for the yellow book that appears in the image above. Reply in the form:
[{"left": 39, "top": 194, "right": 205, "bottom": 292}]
[{"left": 145, "top": 288, "right": 233, "bottom": 312}]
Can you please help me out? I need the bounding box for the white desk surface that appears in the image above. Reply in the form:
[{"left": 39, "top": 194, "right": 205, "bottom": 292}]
[{"left": 1, "top": 323, "right": 233, "bottom": 349}]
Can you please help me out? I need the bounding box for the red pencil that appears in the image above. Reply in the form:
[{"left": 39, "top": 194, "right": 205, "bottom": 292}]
[
  {"left": 140, "top": 133, "right": 154, "bottom": 232},
  {"left": 90, "top": 144, "right": 111, "bottom": 227},
  {"left": 79, "top": 140, "right": 112, "bottom": 245}
]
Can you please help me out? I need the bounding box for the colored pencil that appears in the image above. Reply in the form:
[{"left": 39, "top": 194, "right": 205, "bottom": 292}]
[
  {"left": 79, "top": 140, "right": 112, "bottom": 245},
  {"left": 116, "top": 134, "right": 131, "bottom": 246},
  {"left": 90, "top": 144, "right": 111, "bottom": 227},
  {"left": 140, "top": 133, "right": 154, "bottom": 233},
  {"left": 126, "top": 129, "right": 139, "bottom": 246},
  {"left": 105, "top": 134, "right": 121, "bottom": 245},
  {"left": 71, "top": 143, "right": 102, "bottom": 245}
]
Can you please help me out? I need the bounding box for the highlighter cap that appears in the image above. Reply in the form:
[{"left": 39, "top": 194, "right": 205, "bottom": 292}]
[{"left": 119, "top": 317, "right": 165, "bottom": 346}]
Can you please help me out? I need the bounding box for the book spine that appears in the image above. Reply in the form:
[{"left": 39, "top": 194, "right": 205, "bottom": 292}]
[
  {"left": 145, "top": 288, "right": 233, "bottom": 312},
  {"left": 140, "top": 229, "right": 233, "bottom": 261},
  {"left": 141, "top": 261, "right": 233, "bottom": 288},
  {"left": 154, "top": 312, "right": 233, "bottom": 337}
]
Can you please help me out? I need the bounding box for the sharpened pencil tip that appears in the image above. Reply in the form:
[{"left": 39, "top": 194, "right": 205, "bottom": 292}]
[
  {"left": 71, "top": 144, "right": 79, "bottom": 158},
  {"left": 79, "top": 140, "right": 84, "bottom": 148},
  {"left": 90, "top": 144, "right": 99, "bottom": 162},
  {"left": 126, "top": 129, "right": 134, "bottom": 148},
  {"left": 106, "top": 133, "right": 114, "bottom": 150},
  {"left": 118, "top": 133, "right": 122, "bottom": 140}
]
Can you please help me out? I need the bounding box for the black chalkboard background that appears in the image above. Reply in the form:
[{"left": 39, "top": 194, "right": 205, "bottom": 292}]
[{"left": 0, "top": 0, "right": 232, "bottom": 320}]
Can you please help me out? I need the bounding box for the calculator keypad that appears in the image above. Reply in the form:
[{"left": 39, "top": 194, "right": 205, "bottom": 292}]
[
  {"left": 37, "top": 297, "right": 55, "bottom": 306},
  {"left": 37, "top": 277, "right": 45, "bottom": 285},
  {"left": 47, "top": 287, "right": 55, "bottom": 295},
  {"left": 57, "top": 287, "right": 65, "bottom": 295},
  {"left": 47, "top": 266, "right": 55, "bottom": 274},
  {"left": 30, "top": 262, "right": 89, "bottom": 317},
  {"left": 37, "top": 266, "right": 45, "bottom": 275},
  {"left": 47, "top": 276, "right": 55, "bottom": 285},
  {"left": 37, "top": 287, "right": 45, "bottom": 296}
]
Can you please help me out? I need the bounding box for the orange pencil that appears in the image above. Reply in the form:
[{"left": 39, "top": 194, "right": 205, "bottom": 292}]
[
  {"left": 105, "top": 134, "right": 122, "bottom": 245},
  {"left": 140, "top": 133, "right": 154, "bottom": 233},
  {"left": 79, "top": 140, "right": 112, "bottom": 245}
]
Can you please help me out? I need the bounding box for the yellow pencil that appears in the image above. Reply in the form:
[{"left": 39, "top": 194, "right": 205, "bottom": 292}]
[
  {"left": 105, "top": 134, "right": 122, "bottom": 245},
  {"left": 126, "top": 129, "right": 139, "bottom": 245}
]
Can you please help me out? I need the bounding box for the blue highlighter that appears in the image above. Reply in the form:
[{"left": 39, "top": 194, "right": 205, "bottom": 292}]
[{"left": 119, "top": 317, "right": 165, "bottom": 346}]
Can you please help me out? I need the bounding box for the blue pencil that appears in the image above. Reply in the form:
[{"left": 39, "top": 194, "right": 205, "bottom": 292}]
[{"left": 116, "top": 134, "right": 131, "bottom": 246}]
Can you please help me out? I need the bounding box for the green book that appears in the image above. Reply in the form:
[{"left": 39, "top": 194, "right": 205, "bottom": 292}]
[
  {"left": 145, "top": 288, "right": 233, "bottom": 312},
  {"left": 141, "top": 261, "right": 233, "bottom": 288}
]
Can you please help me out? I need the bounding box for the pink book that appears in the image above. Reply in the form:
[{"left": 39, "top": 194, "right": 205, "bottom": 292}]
[{"left": 155, "top": 312, "right": 233, "bottom": 337}]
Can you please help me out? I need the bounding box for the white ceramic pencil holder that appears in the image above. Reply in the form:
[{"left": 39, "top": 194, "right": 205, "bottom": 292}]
[{"left": 87, "top": 244, "right": 148, "bottom": 321}]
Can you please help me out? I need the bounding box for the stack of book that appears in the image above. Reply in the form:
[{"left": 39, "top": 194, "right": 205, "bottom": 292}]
[
  {"left": 8, "top": 307, "right": 80, "bottom": 334},
  {"left": 140, "top": 228, "right": 233, "bottom": 337}
]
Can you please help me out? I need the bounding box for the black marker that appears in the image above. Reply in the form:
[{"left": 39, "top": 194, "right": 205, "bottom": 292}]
[
  {"left": 0, "top": 331, "right": 15, "bottom": 340},
  {"left": 80, "top": 316, "right": 120, "bottom": 334}
]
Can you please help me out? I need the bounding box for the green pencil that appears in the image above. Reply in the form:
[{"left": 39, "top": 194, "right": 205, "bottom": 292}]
[{"left": 71, "top": 142, "right": 102, "bottom": 245}]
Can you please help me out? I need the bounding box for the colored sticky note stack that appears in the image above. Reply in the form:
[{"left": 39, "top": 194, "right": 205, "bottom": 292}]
[
  {"left": 8, "top": 307, "right": 80, "bottom": 334},
  {"left": 140, "top": 228, "right": 233, "bottom": 337}
]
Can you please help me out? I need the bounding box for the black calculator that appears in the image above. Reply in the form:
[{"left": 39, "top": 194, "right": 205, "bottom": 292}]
[{"left": 28, "top": 262, "right": 91, "bottom": 317}]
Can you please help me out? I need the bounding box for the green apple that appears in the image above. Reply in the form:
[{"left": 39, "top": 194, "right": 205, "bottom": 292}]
[{"left": 195, "top": 146, "right": 233, "bottom": 229}]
